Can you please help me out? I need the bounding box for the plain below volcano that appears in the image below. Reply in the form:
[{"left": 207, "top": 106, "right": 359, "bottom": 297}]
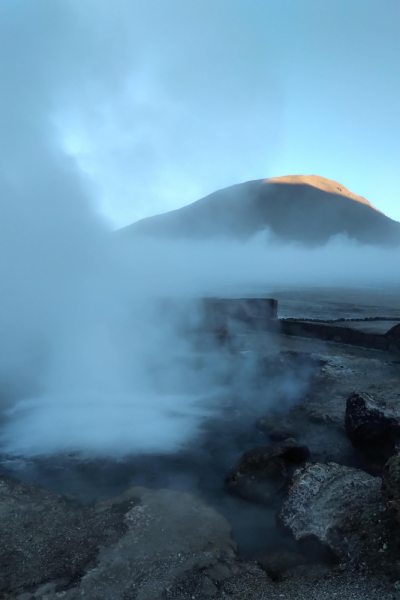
[{"left": 121, "top": 175, "right": 400, "bottom": 246}]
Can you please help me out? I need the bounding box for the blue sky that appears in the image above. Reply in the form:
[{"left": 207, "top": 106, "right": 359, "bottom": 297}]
[
  {"left": 3, "top": 0, "right": 400, "bottom": 226},
  {"left": 265, "top": 1, "right": 400, "bottom": 222}
]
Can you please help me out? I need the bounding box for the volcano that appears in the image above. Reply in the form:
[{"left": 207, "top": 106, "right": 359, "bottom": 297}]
[{"left": 121, "top": 175, "right": 400, "bottom": 246}]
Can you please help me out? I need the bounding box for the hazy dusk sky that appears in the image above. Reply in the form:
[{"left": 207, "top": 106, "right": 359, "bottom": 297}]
[{"left": 2, "top": 0, "right": 399, "bottom": 227}]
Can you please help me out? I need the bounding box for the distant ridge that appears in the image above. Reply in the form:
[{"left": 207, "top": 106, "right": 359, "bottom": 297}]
[{"left": 121, "top": 175, "right": 400, "bottom": 246}]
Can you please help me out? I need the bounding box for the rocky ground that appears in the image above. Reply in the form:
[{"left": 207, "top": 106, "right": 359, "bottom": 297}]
[
  {"left": 1, "top": 474, "right": 399, "bottom": 600},
  {"left": 2, "top": 295, "right": 400, "bottom": 599}
]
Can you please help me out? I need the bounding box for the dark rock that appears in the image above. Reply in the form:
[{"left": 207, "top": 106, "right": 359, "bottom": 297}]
[
  {"left": 383, "top": 454, "right": 400, "bottom": 525},
  {"left": 200, "top": 576, "right": 218, "bottom": 597},
  {"left": 256, "top": 548, "right": 307, "bottom": 580},
  {"left": 345, "top": 391, "right": 400, "bottom": 462},
  {"left": 255, "top": 414, "right": 298, "bottom": 441},
  {"left": 225, "top": 439, "right": 310, "bottom": 505},
  {"left": 278, "top": 462, "right": 382, "bottom": 561},
  {"left": 269, "top": 428, "right": 297, "bottom": 442}
]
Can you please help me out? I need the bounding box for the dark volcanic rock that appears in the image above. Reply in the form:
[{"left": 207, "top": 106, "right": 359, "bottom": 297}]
[
  {"left": 382, "top": 453, "right": 400, "bottom": 526},
  {"left": 345, "top": 391, "right": 400, "bottom": 462},
  {"left": 255, "top": 414, "right": 298, "bottom": 441},
  {"left": 225, "top": 439, "right": 310, "bottom": 505},
  {"left": 256, "top": 548, "right": 307, "bottom": 581},
  {"left": 278, "top": 462, "right": 382, "bottom": 562}
]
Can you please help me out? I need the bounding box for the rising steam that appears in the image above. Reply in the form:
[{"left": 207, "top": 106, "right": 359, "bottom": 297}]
[{"left": 0, "top": 2, "right": 399, "bottom": 459}]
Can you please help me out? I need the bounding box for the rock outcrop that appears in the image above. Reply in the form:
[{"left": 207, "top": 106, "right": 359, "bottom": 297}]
[
  {"left": 255, "top": 414, "right": 299, "bottom": 442},
  {"left": 382, "top": 453, "right": 400, "bottom": 526},
  {"left": 278, "top": 462, "right": 382, "bottom": 561},
  {"left": 345, "top": 391, "right": 400, "bottom": 462},
  {"left": 0, "top": 476, "right": 240, "bottom": 600},
  {"left": 225, "top": 440, "right": 310, "bottom": 504}
]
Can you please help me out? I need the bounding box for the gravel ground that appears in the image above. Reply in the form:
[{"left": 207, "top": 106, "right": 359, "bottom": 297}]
[{"left": 219, "top": 563, "right": 399, "bottom": 600}]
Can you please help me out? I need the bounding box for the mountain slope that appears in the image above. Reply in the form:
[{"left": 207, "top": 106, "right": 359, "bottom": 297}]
[{"left": 121, "top": 175, "right": 400, "bottom": 246}]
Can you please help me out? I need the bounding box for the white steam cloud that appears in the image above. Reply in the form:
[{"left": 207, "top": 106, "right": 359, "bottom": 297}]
[{"left": 0, "top": 2, "right": 399, "bottom": 459}]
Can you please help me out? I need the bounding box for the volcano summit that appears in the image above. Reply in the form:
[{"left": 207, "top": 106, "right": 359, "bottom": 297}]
[{"left": 122, "top": 175, "right": 400, "bottom": 246}]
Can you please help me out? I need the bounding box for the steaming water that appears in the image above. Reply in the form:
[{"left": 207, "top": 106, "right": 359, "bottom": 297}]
[{"left": 0, "top": 340, "right": 322, "bottom": 557}]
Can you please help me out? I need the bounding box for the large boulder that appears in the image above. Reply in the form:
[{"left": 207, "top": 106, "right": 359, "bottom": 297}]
[
  {"left": 225, "top": 439, "right": 310, "bottom": 504},
  {"left": 0, "top": 476, "right": 240, "bottom": 600},
  {"left": 278, "top": 462, "right": 383, "bottom": 562},
  {"left": 345, "top": 391, "right": 400, "bottom": 462}
]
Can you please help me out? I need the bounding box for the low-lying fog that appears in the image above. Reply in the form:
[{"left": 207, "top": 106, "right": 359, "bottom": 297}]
[{"left": 1, "top": 206, "right": 399, "bottom": 458}]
